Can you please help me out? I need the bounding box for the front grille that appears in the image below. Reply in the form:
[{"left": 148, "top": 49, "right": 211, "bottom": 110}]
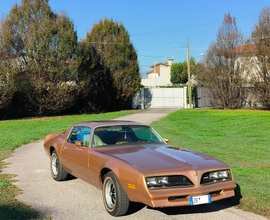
[
  {"left": 168, "top": 175, "right": 194, "bottom": 187},
  {"left": 168, "top": 195, "right": 187, "bottom": 201},
  {"left": 209, "top": 190, "right": 222, "bottom": 195}
]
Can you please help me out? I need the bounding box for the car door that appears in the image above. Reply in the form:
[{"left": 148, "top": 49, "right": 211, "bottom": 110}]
[{"left": 61, "top": 126, "right": 91, "bottom": 182}]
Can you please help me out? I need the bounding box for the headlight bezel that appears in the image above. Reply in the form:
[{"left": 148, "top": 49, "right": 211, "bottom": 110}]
[
  {"left": 146, "top": 175, "right": 194, "bottom": 189},
  {"left": 200, "top": 169, "right": 232, "bottom": 185}
]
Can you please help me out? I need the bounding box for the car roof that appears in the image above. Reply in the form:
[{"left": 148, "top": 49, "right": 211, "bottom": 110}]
[{"left": 72, "top": 120, "right": 147, "bottom": 128}]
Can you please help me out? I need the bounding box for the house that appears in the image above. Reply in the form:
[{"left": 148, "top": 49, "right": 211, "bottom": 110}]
[
  {"left": 141, "top": 58, "right": 173, "bottom": 87},
  {"left": 197, "top": 44, "right": 264, "bottom": 108},
  {"left": 233, "top": 44, "right": 266, "bottom": 83},
  {"left": 234, "top": 44, "right": 256, "bottom": 54}
]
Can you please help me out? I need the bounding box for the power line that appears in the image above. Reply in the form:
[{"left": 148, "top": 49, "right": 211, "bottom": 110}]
[
  {"left": 139, "top": 55, "right": 186, "bottom": 58},
  {"left": 87, "top": 36, "right": 269, "bottom": 46},
  {"left": 137, "top": 46, "right": 187, "bottom": 50},
  {"left": 89, "top": 41, "right": 187, "bottom": 45},
  {"left": 131, "top": 21, "right": 221, "bottom": 37},
  {"left": 131, "top": 12, "right": 259, "bottom": 37},
  {"left": 89, "top": 42, "right": 132, "bottom": 45}
]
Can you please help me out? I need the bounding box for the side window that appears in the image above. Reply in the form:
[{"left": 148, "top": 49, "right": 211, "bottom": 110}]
[{"left": 67, "top": 126, "right": 91, "bottom": 147}]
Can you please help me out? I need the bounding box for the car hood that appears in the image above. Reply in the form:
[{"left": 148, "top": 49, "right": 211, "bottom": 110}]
[{"left": 96, "top": 144, "right": 229, "bottom": 174}]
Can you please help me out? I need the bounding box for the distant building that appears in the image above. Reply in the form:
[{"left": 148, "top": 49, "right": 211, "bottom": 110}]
[
  {"left": 141, "top": 58, "right": 173, "bottom": 87},
  {"left": 232, "top": 44, "right": 262, "bottom": 83}
]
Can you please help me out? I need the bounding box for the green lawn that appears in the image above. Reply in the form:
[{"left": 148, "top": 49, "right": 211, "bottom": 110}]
[
  {"left": 151, "top": 109, "right": 270, "bottom": 218},
  {"left": 0, "top": 110, "right": 134, "bottom": 220},
  {"left": 1, "top": 109, "right": 269, "bottom": 219}
]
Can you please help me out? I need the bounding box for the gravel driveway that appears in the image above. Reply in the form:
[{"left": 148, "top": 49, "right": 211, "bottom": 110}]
[{"left": 3, "top": 108, "right": 267, "bottom": 220}]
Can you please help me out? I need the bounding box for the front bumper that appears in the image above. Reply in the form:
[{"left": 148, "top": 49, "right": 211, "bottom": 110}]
[{"left": 140, "top": 180, "right": 236, "bottom": 208}]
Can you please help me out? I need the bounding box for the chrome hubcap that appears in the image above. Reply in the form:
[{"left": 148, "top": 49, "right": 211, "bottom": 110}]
[
  {"left": 51, "top": 154, "right": 58, "bottom": 176},
  {"left": 105, "top": 179, "right": 116, "bottom": 209}
]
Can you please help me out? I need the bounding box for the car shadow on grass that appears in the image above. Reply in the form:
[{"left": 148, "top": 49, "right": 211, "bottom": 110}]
[{"left": 127, "top": 184, "right": 242, "bottom": 216}]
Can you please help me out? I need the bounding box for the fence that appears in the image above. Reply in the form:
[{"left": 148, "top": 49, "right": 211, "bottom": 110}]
[
  {"left": 195, "top": 87, "right": 216, "bottom": 108},
  {"left": 194, "top": 87, "right": 263, "bottom": 108}
]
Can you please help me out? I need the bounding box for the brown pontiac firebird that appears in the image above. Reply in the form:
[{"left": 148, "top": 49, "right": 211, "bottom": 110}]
[{"left": 44, "top": 121, "right": 236, "bottom": 216}]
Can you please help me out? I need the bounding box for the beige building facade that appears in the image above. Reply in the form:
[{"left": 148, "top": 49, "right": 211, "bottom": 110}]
[{"left": 141, "top": 59, "right": 173, "bottom": 87}]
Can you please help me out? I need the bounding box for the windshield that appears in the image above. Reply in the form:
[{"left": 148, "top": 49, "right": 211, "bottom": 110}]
[{"left": 92, "top": 125, "right": 164, "bottom": 147}]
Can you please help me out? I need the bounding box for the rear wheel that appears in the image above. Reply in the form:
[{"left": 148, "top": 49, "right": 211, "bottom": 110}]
[
  {"left": 50, "top": 150, "right": 67, "bottom": 181},
  {"left": 103, "top": 171, "right": 130, "bottom": 216}
]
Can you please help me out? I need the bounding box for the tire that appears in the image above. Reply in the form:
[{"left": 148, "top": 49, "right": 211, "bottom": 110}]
[
  {"left": 102, "top": 171, "right": 130, "bottom": 216},
  {"left": 50, "top": 150, "right": 67, "bottom": 181}
]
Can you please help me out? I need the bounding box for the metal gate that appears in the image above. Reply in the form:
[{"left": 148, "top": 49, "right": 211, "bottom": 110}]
[
  {"left": 132, "top": 88, "right": 187, "bottom": 109},
  {"left": 195, "top": 87, "right": 215, "bottom": 108}
]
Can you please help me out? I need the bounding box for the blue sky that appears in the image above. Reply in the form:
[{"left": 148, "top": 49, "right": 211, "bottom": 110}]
[{"left": 1, "top": 0, "right": 269, "bottom": 77}]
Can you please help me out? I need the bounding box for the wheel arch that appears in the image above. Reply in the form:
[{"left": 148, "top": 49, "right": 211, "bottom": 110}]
[
  {"left": 100, "top": 167, "right": 113, "bottom": 184},
  {"left": 49, "top": 146, "right": 56, "bottom": 156},
  {"left": 98, "top": 161, "right": 144, "bottom": 204}
]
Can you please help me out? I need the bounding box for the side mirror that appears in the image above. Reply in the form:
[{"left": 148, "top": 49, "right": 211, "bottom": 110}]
[
  {"left": 75, "top": 141, "right": 83, "bottom": 147},
  {"left": 163, "top": 137, "right": 170, "bottom": 143}
]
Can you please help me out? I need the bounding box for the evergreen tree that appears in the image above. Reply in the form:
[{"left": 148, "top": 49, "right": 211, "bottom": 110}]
[
  {"left": 0, "top": 0, "right": 78, "bottom": 115},
  {"left": 79, "top": 18, "right": 140, "bottom": 110},
  {"left": 170, "top": 57, "right": 197, "bottom": 84}
]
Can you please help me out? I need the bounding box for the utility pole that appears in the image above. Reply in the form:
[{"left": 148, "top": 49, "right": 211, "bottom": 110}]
[
  {"left": 154, "top": 61, "right": 156, "bottom": 88},
  {"left": 187, "top": 38, "right": 191, "bottom": 108}
]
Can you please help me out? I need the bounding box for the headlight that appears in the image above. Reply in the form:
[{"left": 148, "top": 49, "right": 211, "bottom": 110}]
[
  {"left": 146, "top": 175, "right": 194, "bottom": 189},
  {"left": 209, "top": 172, "right": 219, "bottom": 179},
  {"left": 157, "top": 176, "right": 168, "bottom": 184},
  {"left": 201, "top": 170, "right": 231, "bottom": 185},
  {"left": 218, "top": 170, "right": 229, "bottom": 178},
  {"left": 146, "top": 177, "right": 157, "bottom": 186}
]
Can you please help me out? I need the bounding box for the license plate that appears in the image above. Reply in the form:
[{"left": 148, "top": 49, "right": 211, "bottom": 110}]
[{"left": 189, "top": 194, "right": 211, "bottom": 205}]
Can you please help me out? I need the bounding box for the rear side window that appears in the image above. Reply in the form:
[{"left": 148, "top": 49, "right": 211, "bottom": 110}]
[{"left": 67, "top": 126, "right": 91, "bottom": 146}]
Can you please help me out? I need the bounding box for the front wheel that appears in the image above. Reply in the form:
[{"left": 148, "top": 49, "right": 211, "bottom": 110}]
[
  {"left": 50, "top": 150, "right": 67, "bottom": 181},
  {"left": 102, "top": 171, "right": 130, "bottom": 216}
]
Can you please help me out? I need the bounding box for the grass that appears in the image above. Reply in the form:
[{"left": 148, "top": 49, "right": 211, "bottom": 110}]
[
  {"left": 1, "top": 108, "right": 269, "bottom": 219},
  {"left": 151, "top": 109, "right": 270, "bottom": 218},
  {"left": 0, "top": 110, "right": 134, "bottom": 220}
]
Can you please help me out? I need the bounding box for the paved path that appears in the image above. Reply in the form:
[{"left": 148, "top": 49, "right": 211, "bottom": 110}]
[
  {"left": 114, "top": 108, "right": 179, "bottom": 124},
  {"left": 3, "top": 108, "right": 267, "bottom": 220}
]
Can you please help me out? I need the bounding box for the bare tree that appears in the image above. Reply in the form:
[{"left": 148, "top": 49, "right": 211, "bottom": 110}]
[
  {"left": 197, "top": 13, "right": 247, "bottom": 109},
  {"left": 250, "top": 7, "right": 270, "bottom": 109}
]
